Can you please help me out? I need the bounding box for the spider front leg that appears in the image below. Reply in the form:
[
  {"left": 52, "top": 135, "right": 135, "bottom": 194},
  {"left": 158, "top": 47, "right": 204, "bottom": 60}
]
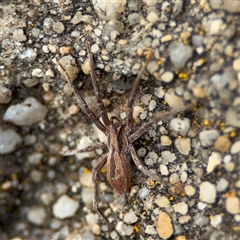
[
  {"left": 91, "top": 155, "right": 111, "bottom": 234},
  {"left": 60, "top": 142, "right": 107, "bottom": 156},
  {"left": 128, "top": 144, "right": 184, "bottom": 194}
]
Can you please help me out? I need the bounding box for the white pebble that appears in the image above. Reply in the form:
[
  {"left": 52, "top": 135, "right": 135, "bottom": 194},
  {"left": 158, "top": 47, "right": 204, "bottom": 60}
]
[
  {"left": 79, "top": 169, "right": 92, "bottom": 188},
  {"left": 170, "top": 118, "right": 191, "bottom": 136},
  {"left": 138, "top": 186, "right": 150, "bottom": 200},
  {"left": 30, "top": 170, "right": 44, "bottom": 183},
  {"left": 230, "top": 140, "right": 240, "bottom": 154},
  {"left": 200, "top": 181, "right": 216, "bottom": 203},
  {"left": 154, "top": 196, "right": 170, "bottom": 208},
  {"left": 91, "top": 44, "right": 99, "bottom": 53},
  {"left": 180, "top": 171, "right": 188, "bottom": 183},
  {"left": 81, "top": 188, "right": 93, "bottom": 205},
  {"left": 173, "top": 202, "right": 188, "bottom": 215},
  {"left": 32, "top": 68, "right": 43, "bottom": 77},
  {"left": 225, "top": 197, "right": 240, "bottom": 214},
  {"left": 27, "top": 206, "right": 47, "bottom": 226},
  {"left": 210, "top": 214, "right": 222, "bottom": 227},
  {"left": 175, "top": 138, "right": 191, "bottom": 155},
  {"left": 161, "top": 151, "right": 176, "bottom": 162},
  {"left": 27, "top": 153, "right": 43, "bottom": 165},
  {"left": 144, "top": 151, "right": 158, "bottom": 166},
  {"left": 0, "top": 128, "right": 22, "bottom": 154},
  {"left": 207, "top": 152, "right": 222, "bottom": 174},
  {"left": 147, "top": 11, "right": 159, "bottom": 23},
  {"left": 52, "top": 194, "right": 79, "bottom": 219},
  {"left": 160, "top": 164, "right": 169, "bottom": 175},
  {"left": 199, "top": 130, "right": 220, "bottom": 147},
  {"left": 161, "top": 71, "right": 174, "bottom": 83},
  {"left": 76, "top": 136, "right": 95, "bottom": 160},
  {"left": 184, "top": 185, "right": 196, "bottom": 197},
  {"left": 0, "top": 85, "right": 12, "bottom": 104},
  {"left": 3, "top": 97, "right": 48, "bottom": 126},
  {"left": 161, "top": 136, "right": 172, "bottom": 146},
  {"left": 123, "top": 209, "right": 138, "bottom": 224}
]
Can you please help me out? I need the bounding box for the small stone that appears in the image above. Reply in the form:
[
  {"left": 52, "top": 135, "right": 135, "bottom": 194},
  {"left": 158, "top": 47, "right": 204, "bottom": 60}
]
[
  {"left": 147, "top": 11, "right": 159, "bottom": 23},
  {"left": 226, "top": 197, "right": 240, "bottom": 214},
  {"left": 0, "top": 128, "right": 22, "bottom": 154},
  {"left": 160, "top": 164, "right": 169, "bottom": 175},
  {"left": 0, "top": 85, "right": 12, "bottom": 104},
  {"left": 27, "top": 206, "right": 47, "bottom": 226},
  {"left": 30, "top": 170, "right": 44, "bottom": 183},
  {"left": 226, "top": 107, "right": 239, "bottom": 128},
  {"left": 161, "top": 136, "right": 172, "bottom": 146},
  {"left": 68, "top": 104, "right": 79, "bottom": 115},
  {"left": 13, "top": 29, "right": 27, "bottom": 42},
  {"left": 91, "top": 44, "right": 99, "bottom": 53},
  {"left": 180, "top": 171, "right": 188, "bottom": 183},
  {"left": 60, "top": 46, "right": 72, "bottom": 55},
  {"left": 138, "top": 186, "right": 150, "bottom": 201},
  {"left": 18, "top": 48, "right": 37, "bottom": 62},
  {"left": 144, "top": 151, "right": 158, "bottom": 166},
  {"left": 194, "top": 215, "right": 209, "bottom": 226},
  {"left": 79, "top": 168, "right": 92, "bottom": 188},
  {"left": 197, "top": 202, "right": 207, "bottom": 211},
  {"left": 161, "top": 34, "right": 173, "bottom": 43},
  {"left": 233, "top": 57, "right": 240, "bottom": 71},
  {"left": 184, "top": 185, "right": 196, "bottom": 197},
  {"left": 23, "top": 78, "right": 39, "bottom": 87},
  {"left": 149, "top": 100, "right": 156, "bottom": 111},
  {"left": 3, "top": 97, "right": 48, "bottom": 126},
  {"left": 224, "top": 162, "right": 235, "bottom": 172},
  {"left": 175, "top": 138, "right": 191, "bottom": 155},
  {"left": 209, "top": 19, "right": 223, "bottom": 35},
  {"left": 57, "top": 55, "right": 80, "bottom": 82},
  {"left": 170, "top": 118, "right": 190, "bottom": 136},
  {"left": 154, "top": 86, "right": 165, "bottom": 98},
  {"left": 173, "top": 202, "right": 188, "bottom": 215},
  {"left": 207, "top": 152, "right": 222, "bottom": 174},
  {"left": 45, "top": 69, "right": 54, "bottom": 77},
  {"left": 169, "top": 42, "right": 192, "bottom": 70},
  {"left": 53, "top": 194, "right": 79, "bottom": 219},
  {"left": 75, "top": 136, "right": 96, "bottom": 160},
  {"left": 161, "top": 151, "right": 176, "bottom": 162},
  {"left": 214, "top": 135, "right": 231, "bottom": 152},
  {"left": 128, "top": 12, "right": 141, "bottom": 25},
  {"left": 230, "top": 140, "right": 240, "bottom": 154},
  {"left": 53, "top": 21, "right": 65, "bottom": 34},
  {"left": 123, "top": 209, "right": 138, "bottom": 224},
  {"left": 156, "top": 212, "right": 173, "bottom": 239},
  {"left": 200, "top": 181, "right": 216, "bottom": 203},
  {"left": 210, "top": 214, "right": 222, "bottom": 227},
  {"left": 164, "top": 88, "right": 184, "bottom": 108},
  {"left": 155, "top": 196, "right": 170, "bottom": 208},
  {"left": 32, "top": 68, "right": 44, "bottom": 78},
  {"left": 192, "top": 87, "right": 207, "bottom": 98},
  {"left": 81, "top": 187, "right": 93, "bottom": 205},
  {"left": 40, "top": 192, "right": 54, "bottom": 205},
  {"left": 179, "top": 215, "right": 191, "bottom": 224},
  {"left": 71, "top": 12, "right": 82, "bottom": 24},
  {"left": 216, "top": 178, "right": 229, "bottom": 192},
  {"left": 145, "top": 224, "right": 157, "bottom": 235},
  {"left": 199, "top": 130, "right": 220, "bottom": 147},
  {"left": 27, "top": 152, "right": 43, "bottom": 165},
  {"left": 161, "top": 71, "right": 174, "bottom": 83}
]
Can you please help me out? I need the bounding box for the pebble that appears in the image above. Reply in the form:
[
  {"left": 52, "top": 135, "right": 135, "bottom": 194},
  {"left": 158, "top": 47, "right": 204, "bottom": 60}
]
[
  {"left": 161, "top": 136, "right": 172, "bottom": 146},
  {"left": 27, "top": 206, "right": 47, "bottom": 226},
  {"left": 161, "top": 151, "right": 176, "bottom": 162},
  {"left": 214, "top": 135, "right": 231, "bottom": 152},
  {"left": 161, "top": 34, "right": 173, "bottom": 43},
  {"left": 18, "top": 48, "right": 37, "bottom": 62},
  {"left": 3, "top": 97, "right": 48, "bottom": 126},
  {"left": 30, "top": 170, "right": 44, "bottom": 183},
  {"left": 68, "top": 104, "right": 79, "bottom": 115},
  {"left": 225, "top": 107, "right": 239, "bottom": 127},
  {"left": 160, "top": 164, "right": 169, "bottom": 175},
  {"left": 199, "top": 130, "right": 220, "bottom": 147},
  {"left": 71, "top": 12, "right": 82, "bottom": 24},
  {"left": 32, "top": 68, "right": 44, "bottom": 77},
  {"left": 145, "top": 225, "right": 157, "bottom": 235},
  {"left": 197, "top": 202, "right": 207, "bottom": 211},
  {"left": 138, "top": 186, "right": 150, "bottom": 201},
  {"left": 154, "top": 86, "right": 165, "bottom": 99},
  {"left": 13, "top": 28, "right": 27, "bottom": 41},
  {"left": 79, "top": 168, "right": 92, "bottom": 188},
  {"left": 52, "top": 194, "right": 79, "bottom": 219},
  {"left": 230, "top": 140, "right": 240, "bottom": 154},
  {"left": 81, "top": 187, "right": 93, "bottom": 205},
  {"left": 170, "top": 118, "right": 190, "bottom": 136},
  {"left": 210, "top": 214, "right": 222, "bottom": 227},
  {"left": 194, "top": 215, "right": 209, "bottom": 226},
  {"left": 199, "top": 181, "right": 216, "bottom": 203},
  {"left": 192, "top": 87, "right": 207, "bottom": 98},
  {"left": 207, "top": 152, "right": 222, "bottom": 174},
  {"left": 40, "top": 192, "right": 54, "bottom": 205},
  {"left": 184, "top": 185, "right": 196, "bottom": 197},
  {"left": 23, "top": 78, "right": 39, "bottom": 87},
  {"left": 169, "top": 41, "right": 192, "bottom": 70},
  {"left": 147, "top": 11, "right": 159, "bottom": 23},
  {"left": 0, "top": 85, "right": 12, "bottom": 104},
  {"left": 58, "top": 55, "right": 80, "bottom": 81},
  {"left": 144, "top": 151, "right": 158, "bottom": 166},
  {"left": 175, "top": 138, "right": 191, "bottom": 155},
  {"left": 173, "top": 202, "right": 188, "bottom": 215},
  {"left": 53, "top": 21, "right": 65, "bottom": 34},
  {"left": 137, "top": 147, "right": 147, "bottom": 158},
  {"left": 76, "top": 136, "right": 95, "bottom": 160},
  {"left": 91, "top": 44, "right": 99, "bottom": 53},
  {"left": 154, "top": 196, "right": 170, "bottom": 208},
  {"left": 27, "top": 152, "right": 43, "bottom": 165},
  {"left": 149, "top": 99, "right": 156, "bottom": 111},
  {"left": 164, "top": 88, "right": 184, "bottom": 108},
  {"left": 179, "top": 215, "right": 191, "bottom": 224},
  {"left": 156, "top": 212, "right": 173, "bottom": 239},
  {"left": 161, "top": 71, "right": 174, "bottom": 83},
  {"left": 224, "top": 162, "right": 235, "bottom": 172},
  {"left": 123, "top": 209, "right": 138, "bottom": 224},
  {"left": 180, "top": 171, "right": 188, "bottom": 183},
  {"left": 0, "top": 128, "right": 22, "bottom": 154},
  {"left": 128, "top": 12, "right": 141, "bottom": 25}
]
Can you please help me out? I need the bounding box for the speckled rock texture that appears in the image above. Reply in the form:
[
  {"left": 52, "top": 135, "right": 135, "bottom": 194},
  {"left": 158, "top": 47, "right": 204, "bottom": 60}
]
[{"left": 1, "top": 0, "right": 239, "bottom": 239}]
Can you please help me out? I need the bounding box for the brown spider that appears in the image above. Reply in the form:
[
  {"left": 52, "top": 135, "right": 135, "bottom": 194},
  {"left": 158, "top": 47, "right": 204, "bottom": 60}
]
[{"left": 56, "top": 41, "right": 193, "bottom": 234}]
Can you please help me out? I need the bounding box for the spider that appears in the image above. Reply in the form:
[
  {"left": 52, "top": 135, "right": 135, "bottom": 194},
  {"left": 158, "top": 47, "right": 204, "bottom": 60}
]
[{"left": 56, "top": 41, "right": 193, "bottom": 234}]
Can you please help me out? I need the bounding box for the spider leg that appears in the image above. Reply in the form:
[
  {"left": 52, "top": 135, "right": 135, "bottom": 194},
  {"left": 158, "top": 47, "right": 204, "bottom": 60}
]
[
  {"left": 86, "top": 41, "right": 110, "bottom": 128},
  {"left": 56, "top": 60, "right": 107, "bottom": 134},
  {"left": 60, "top": 142, "right": 107, "bottom": 156},
  {"left": 125, "top": 52, "right": 152, "bottom": 135},
  {"left": 92, "top": 155, "right": 111, "bottom": 234},
  {"left": 128, "top": 144, "right": 184, "bottom": 193},
  {"left": 129, "top": 103, "right": 194, "bottom": 143}
]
